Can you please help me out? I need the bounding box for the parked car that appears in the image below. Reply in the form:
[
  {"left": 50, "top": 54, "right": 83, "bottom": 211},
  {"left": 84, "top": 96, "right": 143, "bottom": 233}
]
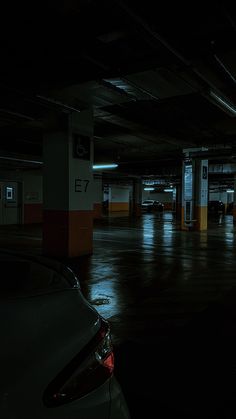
[
  {"left": 141, "top": 199, "right": 164, "bottom": 212},
  {"left": 208, "top": 200, "right": 225, "bottom": 215},
  {"left": 0, "top": 250, "right": 130, "bottom": 419}
]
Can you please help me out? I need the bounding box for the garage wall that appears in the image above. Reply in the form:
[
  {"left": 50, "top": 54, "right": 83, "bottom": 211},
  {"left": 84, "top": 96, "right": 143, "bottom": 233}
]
[
  {"left": 23, "top": 171, "right": 43, "bottom": 223},
  {"left": 143, "top": 191, "right": 174, "bottom": 210},
  {"left": 109, "top": 186, "right": 130, "bottom": 212},
  {"left": 0, "top": 170, "right": 43, "bottom": 224},
  {"left": 209, "top": 192, "right": 227, "bottom": 203}
]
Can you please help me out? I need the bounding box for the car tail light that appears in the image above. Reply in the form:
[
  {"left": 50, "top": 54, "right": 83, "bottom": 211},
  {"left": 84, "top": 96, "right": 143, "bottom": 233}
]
[{"left": 43, "top": 318, "right": 114, "bottom": 407}]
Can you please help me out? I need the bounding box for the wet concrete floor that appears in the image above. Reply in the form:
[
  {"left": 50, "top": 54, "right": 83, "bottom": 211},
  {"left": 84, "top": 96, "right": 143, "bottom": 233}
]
[{"left": 1, "top": 212, "right": 236, "bottom": 418}]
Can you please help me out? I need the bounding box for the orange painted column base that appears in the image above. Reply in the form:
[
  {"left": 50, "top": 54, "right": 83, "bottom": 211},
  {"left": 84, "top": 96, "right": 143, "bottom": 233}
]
[
  {"left": 133, "top": 203, "right": 142, "bottom": 217},
  {"left": 181, "top": 206, "right": 208, "bottom": 231},
  {"left": 181, "top": 206, "right": 188, "bottom": 230},
  {"left": 195, "top": 206, "right": 207, "bottom": 230},
  {"left": 24, "top": 203, "right": 43, "bottom": 224},
  {"left": 93, "top": 203, "right": 103, "bottom": 219},
  {"left": 109, "top": 202, "right": 129, "bottom": 212},
  {"left": 43, "top": 210, "right": 93, "bottom": 258}
]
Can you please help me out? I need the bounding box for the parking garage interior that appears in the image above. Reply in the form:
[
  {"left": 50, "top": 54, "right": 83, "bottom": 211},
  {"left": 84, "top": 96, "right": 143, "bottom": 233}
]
[{"left": 1, "top": 1, "right": 236, "bottom": 417}]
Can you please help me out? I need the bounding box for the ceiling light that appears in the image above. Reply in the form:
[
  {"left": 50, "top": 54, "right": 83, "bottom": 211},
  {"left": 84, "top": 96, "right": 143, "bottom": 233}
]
[
  {"left": 164, "top": 188, "right": 174, "bottom": 192},
  {"left": 144, "top": 187, "right": 154, "bottom": 191},
  {"left": 143, "top": 181, "right": 154, "bottom": 185},
  {"left": 210, "top": 91, "right": 236, "bottom": 116},
  {"left": 93, "top": 163, "right": 118, "bottom": 170},
  {"left": 226, "top": 190, "right": 234, "bottom": 193}
]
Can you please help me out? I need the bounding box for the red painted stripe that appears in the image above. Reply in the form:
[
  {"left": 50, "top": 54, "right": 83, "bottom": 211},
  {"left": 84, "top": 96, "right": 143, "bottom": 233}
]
[{"left": 24, "top": 203, "right": 43, "bottom": 224}]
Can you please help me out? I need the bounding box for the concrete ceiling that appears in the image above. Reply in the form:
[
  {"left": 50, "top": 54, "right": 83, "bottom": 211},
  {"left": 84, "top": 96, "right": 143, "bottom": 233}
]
[{"left": 0, "top": 1, "right": 236, "bottom": 177}]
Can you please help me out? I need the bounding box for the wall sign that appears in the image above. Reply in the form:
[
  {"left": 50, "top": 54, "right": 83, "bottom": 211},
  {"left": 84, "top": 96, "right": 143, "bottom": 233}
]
[
  {"left": 75, "top": 178, "right": 90, "bottom": 193},
  {"left": 200, "top": 161, "right": 208, "bottom": 206},
  {"left": 73, "top": 133, "right": 90, "bottom": 160},
  {"left": 202, "top": 165, "right": 208, "bottom": 179}
]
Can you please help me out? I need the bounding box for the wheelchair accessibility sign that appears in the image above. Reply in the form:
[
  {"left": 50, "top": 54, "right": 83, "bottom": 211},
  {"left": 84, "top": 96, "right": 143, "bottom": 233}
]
[{"left": 73, "top": 133, "right": 90, "bottom": 160}]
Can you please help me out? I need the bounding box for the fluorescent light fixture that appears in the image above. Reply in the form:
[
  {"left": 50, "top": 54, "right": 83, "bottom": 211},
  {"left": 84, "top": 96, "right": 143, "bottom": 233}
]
[
  {"left": 144, "top": 187, "right": 154, "bottom": 191},
  {"left": 93, "top": 163, "right": 118, "bottom": 170},
  {"left": 164, "top": 188, "right": 174, "bottom": 192},
  {"left": 210, "top": 91, "right": 236, "bottom": 116},
  {"left": 226, "top": 190, "right": 234, "bottom": 193}
]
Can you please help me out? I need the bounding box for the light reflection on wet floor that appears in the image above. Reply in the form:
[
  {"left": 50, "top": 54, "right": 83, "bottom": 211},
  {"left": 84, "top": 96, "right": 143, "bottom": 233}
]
[
  {"left": 75, "top": 213, "right": 236, "bottom": 417},
  {"left": 2, "top": 213, "right": 236, "bottom": 417},
  {"left": 68, "top": 212, "right": 236, "bottom": 346}
]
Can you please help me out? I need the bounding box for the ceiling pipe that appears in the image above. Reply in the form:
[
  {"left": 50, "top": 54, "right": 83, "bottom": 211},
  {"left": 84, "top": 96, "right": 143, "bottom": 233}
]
[
  {"left": 36, "top": 95, "right": 82, "bottom": 113},
  {"left": 0, "top": 108, "right": 35, "bottom": 121},
  {"left": 0, "top": 155, "right": 43, "bottom": 165},
  {"left": 221, "top": 5, "right": 236, "bottom": 31},
  {"left": 0, "top": 84, "right": 82, "bottom": 116},
  {"left": 213, "top": 54, "right": 236, "bottom": 85}
]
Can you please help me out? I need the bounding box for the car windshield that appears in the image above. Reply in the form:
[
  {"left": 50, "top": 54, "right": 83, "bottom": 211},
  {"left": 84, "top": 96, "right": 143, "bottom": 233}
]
[{"left": 142, "top": 200, "right": 154, "bottom": 204}]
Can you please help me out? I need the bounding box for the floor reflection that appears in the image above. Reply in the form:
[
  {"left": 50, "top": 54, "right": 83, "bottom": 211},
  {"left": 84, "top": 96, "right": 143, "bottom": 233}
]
[
  {"left": 141, "top": 214, "right": 155, "bottom": 247},
  {"left": 68, "top": 211, "right": 236, "bottom": 346}
]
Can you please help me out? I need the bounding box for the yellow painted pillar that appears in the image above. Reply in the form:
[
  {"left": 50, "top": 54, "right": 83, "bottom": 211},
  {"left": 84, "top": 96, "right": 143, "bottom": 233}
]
[
  {"left": 181, "top": 151, "right": 208, "bottom": 231},
  {"left": 233, "top": 176, "right": 236, "bottom": 223},
  {"left": 195, "top": 160, "right": 208, "bottom": 231},
  {"left": 176, "top": 183, "right": 182, "bottom": 221},
  {"left": 181, "top": 159, "right": 194, "bottom": 230}
]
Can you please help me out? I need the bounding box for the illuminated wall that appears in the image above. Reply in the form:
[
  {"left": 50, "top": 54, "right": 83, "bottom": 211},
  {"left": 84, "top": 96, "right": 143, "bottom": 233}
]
[
  {"left": 0, "top": 170, "right": 43, "bottom": 224},
  {"left": 142, "top": 191, "right": 173, "bottom": 210},
  {"left": 109, "top": 186, "right": 130, "bottom": 212}
]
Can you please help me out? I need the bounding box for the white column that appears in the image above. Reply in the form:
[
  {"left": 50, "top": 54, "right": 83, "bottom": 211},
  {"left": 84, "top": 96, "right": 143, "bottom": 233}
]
[{"left": 43, "top": 109, "right": 94, "bottom": 257}]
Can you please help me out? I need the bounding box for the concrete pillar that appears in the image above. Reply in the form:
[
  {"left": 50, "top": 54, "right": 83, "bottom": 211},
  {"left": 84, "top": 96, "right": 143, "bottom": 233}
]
[
  {"left": 43, "top": 110, "right": 94, "bottom": 258},
  {"left": 181, "top": 155, "right": 208, "bottom": 231},
  {"left": 93, "top": 175, "right": 103, "bottom": 219},
  {"left": 181, "top": 159, "right": 193, "bottom": 230},
  {"left": 234, "top": 175, "right": 236, "bottom": 223},
  {"left": 195, "top": 159, "right": 208, "bottom": 230},
  {"left": 132, "top": 178, "right": 142, "bottom": 217},
  {"left": 176, "top": 183, "right": 182, "bottom": 220}
]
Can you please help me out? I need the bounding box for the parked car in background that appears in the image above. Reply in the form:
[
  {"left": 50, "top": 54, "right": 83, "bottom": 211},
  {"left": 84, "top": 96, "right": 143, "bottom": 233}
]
[
  {"left": 208, "top": 200, "right": 225, "bottom": 215},
  {"left": 141, "top": 199, "right": 164, "bottom": 212},
  {"left": 0, "top": 251, "right": 130, "bottom": 419}
]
